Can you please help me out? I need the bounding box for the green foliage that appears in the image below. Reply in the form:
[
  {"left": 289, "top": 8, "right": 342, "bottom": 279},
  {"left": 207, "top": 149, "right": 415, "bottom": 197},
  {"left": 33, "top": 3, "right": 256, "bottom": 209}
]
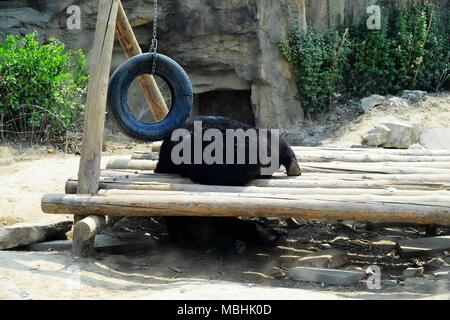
[
  {"left": 281, "top": 1, "right": 450, "bottom": 115},
  {"left": 0, "top": 33, "right": 88, "bottom": 143},
  {"left": 279, "top": 28, "right": 350, "bottom": 115}
]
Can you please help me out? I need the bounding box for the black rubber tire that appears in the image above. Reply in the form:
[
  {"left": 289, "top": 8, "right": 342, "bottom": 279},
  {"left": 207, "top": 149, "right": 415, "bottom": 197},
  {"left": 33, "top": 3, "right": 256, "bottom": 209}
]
[{"left": 108, "top": 53, "right": 193, "bottom": 141}]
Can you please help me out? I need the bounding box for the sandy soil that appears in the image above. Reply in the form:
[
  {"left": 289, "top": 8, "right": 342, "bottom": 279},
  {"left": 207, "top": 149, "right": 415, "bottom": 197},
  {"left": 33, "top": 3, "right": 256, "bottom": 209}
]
[
  {"left": 331, "top": 92, "right": 450, "bottom": 146},
  {"left": 292, "top": 92, "right": 450, "bottom": 147}
]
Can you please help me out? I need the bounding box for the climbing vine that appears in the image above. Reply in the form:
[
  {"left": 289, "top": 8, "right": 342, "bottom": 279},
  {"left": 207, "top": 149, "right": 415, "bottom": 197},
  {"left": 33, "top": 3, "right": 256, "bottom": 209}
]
[{"left": 280, "top": 1, "right": 450, "bottom": 115}]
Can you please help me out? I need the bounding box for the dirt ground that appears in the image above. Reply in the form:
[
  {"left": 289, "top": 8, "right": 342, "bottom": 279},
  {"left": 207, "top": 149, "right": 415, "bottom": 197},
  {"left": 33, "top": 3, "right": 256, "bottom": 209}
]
[
  {"left": 1, "top": 93, "right": 450, "bottom": 300},
  {"left": 293, "top": 92, "right": 450, "bottom": 147}
]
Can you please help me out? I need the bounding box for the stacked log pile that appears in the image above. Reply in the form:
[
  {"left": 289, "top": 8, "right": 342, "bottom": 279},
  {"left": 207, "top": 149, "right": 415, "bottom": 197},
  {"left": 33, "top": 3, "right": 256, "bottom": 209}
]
[{"left": 42, "top": 144, "right": 450, "bottom": 225}]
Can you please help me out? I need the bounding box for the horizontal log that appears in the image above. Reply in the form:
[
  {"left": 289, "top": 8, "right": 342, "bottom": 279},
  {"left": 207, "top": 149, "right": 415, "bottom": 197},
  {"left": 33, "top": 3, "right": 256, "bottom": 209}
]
[
  {"left": 300, "top": 163, "right": 449, "bottom": 174},
  {"left": 96, "top": 189, "right": 450, "bottom": 204},
  {"left": 111, "top": 157, "right": 450, "bottom": 174},
  {"left": 97, "top": 170, "right": 450, "bottom": 184},
  {"left": 41, "top": 193, "right": 450, "bottom": 225},
  {"left": 133, "top": 151, "right": 450, "bottom": 163},
  {"left": 150, "top": 142, "right": 162, "bottom": 152},
  {"left": 65, "top": 176, "right": 450, "bottom": 194},
  {"left": 296, "top": 154, "right": 450, "bottom": 163},
  {"left": 148, "top": 142, "right": 450, "bottom": 156},
  {"left": 291, "top": 146, "right": 450, "bottom": 156},
  {"left": 73, "top": 215, "right": 120, "bottom": 241},
  {"left": 106, "top": 158, "right": 157, "bottom": 170},
  {"left": 96, "top": 185, "right": 450, "bottom": 197},
  {"left": 131, "top": 152, "right": 159, "bottom": 160}
]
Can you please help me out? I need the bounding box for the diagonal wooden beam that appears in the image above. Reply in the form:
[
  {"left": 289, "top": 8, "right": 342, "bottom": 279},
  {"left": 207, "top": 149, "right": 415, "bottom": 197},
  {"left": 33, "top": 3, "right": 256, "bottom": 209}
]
[{"left": 116, "top": 1, "right": 169, "bottom": 121}]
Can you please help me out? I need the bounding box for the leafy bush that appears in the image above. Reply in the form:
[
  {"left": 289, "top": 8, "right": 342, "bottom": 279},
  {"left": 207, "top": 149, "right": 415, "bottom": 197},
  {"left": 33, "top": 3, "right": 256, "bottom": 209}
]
[
  {"left": 281, "top": 1, "right": 450, "bottom": 115},
  {"left": 280, "top": 28, "right": 350, "bottom": 115},
  {"left": 0, "top": 33, "right": 88, "bottom": 144}
]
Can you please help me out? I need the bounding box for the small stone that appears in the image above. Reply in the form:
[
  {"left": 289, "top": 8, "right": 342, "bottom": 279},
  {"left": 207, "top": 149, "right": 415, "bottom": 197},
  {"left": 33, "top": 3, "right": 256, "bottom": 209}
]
[
  {"left": 397, "top": 236, "right": 450, "bottom": 257},
  {"left": 408, "top": 143, "right": 426, "bottom": 150},
  {"left": 360, "top": 94, "right": 385, "bottom": 112},
  {"left": 388, "top": 97, "right": 409, "bottom": 109},
  {"left": 262, "top": 217, "right": 280, "bottom": 226},
  {"left": 402, "top": 90, "right": 427, "bottom": 102},
  {"left": 433, "top": 266, "right": 450, "bottom": 279},
  {"left": 285, "top": 218, "right": 307, "bottom": 229},
  {"left": 382, "top": 279, "right": 401, "bottom": 287},
  {"left": 401, "top": 267, "right": 424, "bottom": 280},
  {"left": 169, "top": 265, "right": 183, "bottom": 273},
  {"left": 312, "top": 125, "right": 326, "bottom": 134},
  {"left": 423, "top": 258, "right": 446, "bottom": 272},
  {"left": 298, "top": 251, "right": 348, "bottom": 269},
  {"left": 269, "top": 267, "right": 287, "bottom": 279},
  {"left": 404, "top": 277, "right": 436, "bottom": 292},
  {"left": 288, "top": 267, "right": 366, "bottom": 285},
  {"left": 281, "top": 249, "right": 348, "bottom": 269}
]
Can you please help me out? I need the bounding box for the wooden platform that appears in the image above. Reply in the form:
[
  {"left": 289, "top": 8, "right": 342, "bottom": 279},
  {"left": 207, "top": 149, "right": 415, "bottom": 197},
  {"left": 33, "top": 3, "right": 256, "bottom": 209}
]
[{"left": 42, "top": 145, "right": 450, "bottom": 226}]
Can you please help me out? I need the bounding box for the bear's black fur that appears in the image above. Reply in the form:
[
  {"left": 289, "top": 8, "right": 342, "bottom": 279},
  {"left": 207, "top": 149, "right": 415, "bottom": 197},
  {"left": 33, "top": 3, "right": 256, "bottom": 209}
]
[
  {"left": 165, "top": 217, "right": 286, "bottom": 253},
  {"left": 155, "top": 116, "right": 300, "bottom": 253},
  {"left": 154, "top": 116, "right": 301, "bottom": 186}
]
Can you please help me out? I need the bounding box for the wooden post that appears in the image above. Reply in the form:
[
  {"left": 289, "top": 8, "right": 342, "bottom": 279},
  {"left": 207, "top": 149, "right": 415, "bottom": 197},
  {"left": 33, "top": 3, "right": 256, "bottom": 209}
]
[
  {"left": 75, "top": 0, "right": 120, "bottom": 257},
  {"left": 116, "top": 1, "right": 169, "bottom": 121}
]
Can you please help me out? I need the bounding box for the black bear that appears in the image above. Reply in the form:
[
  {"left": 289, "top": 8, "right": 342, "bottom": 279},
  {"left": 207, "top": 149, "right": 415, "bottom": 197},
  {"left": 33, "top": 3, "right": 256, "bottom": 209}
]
[
  {"left": 165, "top": 216, "right": 286, "bottom": 254},
  {"left": 155, "top": 116, "right": 301, "bottom": 185},
  {"left": 155, "top": 116, "right": 301, "bottom": 253}
]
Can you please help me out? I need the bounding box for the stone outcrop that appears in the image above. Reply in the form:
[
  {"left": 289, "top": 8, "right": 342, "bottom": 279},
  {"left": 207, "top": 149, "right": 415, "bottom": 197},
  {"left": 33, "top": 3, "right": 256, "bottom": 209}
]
[
  {"left": 0, "top": 0, "right": 307, "bottom": 130},
  {"left": 362, "top": 121, "right": 421, "bottom": 149},
  {"left": 2, "top": 0, "right": 448, "bottom": 130}
]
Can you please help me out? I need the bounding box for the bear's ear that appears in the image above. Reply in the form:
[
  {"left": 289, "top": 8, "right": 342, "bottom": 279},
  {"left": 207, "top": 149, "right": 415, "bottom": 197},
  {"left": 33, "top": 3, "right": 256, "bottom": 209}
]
[{"left": 286, "top": 160, "right": 302, "bottom": 176}]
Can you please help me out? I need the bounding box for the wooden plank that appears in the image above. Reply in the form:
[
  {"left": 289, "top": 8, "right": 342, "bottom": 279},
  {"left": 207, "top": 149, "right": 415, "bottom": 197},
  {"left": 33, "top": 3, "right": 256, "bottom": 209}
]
[
  {"left": 131, "top": 152, "right": 159, "bottom": 160},
  {"left": 75, "top": 0, "right": 119, "bottom": 257},
  {"left": 97, "top": 170, "right": 450, "bottom": 184},
  {"left": 137, "top": 150, "right": 450, "bottom": 163},
  {"left": 106, "top": 158, "right": 158, "bottom": 170},
  {"left": 42, "top": 193, "right": 450, "bottom": 225},
  {"left": 131, "top": 151, "right": 450, "bottom": 169},
  {"left": 108, "top": 158, "right": 450, "bottom": 174},
  {"left": 96, "top": 187, "right": 450, "bottom": 197},
  {"left": 296, "top": 154, "right": 450, "bottom": 163},
  {"left": 291, "top": 146, "right": 450, "bottom": 156},
  {"left": 95, "top": 232, "right": 156, "bottom": 253},
  {"left": 116, "top": 1, "right": 169, "bottom": 121},
  {"left": 147, "top": 142, "right": 450, "bottom": 156},
  {"left": 65, "top": 176, "right": 450, "bottom": 192},
  {"left": 90, "top": 189, "right": 450, "bottom": 206},
  {"left": 396, "top": 236, "right": 450, "bottom": 257}
]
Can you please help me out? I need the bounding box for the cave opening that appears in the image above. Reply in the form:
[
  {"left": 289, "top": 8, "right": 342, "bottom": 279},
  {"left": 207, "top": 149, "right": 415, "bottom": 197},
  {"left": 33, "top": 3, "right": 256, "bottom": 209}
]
[{"left": 193, "top": 90, "right": 255, "bottom": 126}]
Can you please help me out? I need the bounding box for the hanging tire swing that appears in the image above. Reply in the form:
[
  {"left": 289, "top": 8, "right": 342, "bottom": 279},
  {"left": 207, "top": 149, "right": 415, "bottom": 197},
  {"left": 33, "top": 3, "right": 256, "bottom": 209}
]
[
  {"left": 107, "top": 0, "right": 193, "bottom": 142},
  {"left": 108, "top": 53, "right": 193, "bottom": 141}
]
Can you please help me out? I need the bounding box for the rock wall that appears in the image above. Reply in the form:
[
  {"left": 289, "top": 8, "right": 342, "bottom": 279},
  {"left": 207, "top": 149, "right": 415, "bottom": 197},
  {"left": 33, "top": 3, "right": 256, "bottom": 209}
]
[{"left": 0, "top": 0, "right": 448, "bottom": 130}]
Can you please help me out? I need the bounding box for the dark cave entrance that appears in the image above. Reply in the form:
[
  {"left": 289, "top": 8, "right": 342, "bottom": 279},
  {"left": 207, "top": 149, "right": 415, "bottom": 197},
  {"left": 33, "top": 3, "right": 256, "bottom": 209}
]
[{"left": 193, "top": 90, "right": 255, "bottom": 126}]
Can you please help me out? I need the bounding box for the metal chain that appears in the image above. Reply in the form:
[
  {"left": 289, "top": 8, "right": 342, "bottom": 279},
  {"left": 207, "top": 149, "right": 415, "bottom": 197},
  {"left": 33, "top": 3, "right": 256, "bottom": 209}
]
[{"left": 149, "top": 0, "right": 158, "bottom": 74}]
